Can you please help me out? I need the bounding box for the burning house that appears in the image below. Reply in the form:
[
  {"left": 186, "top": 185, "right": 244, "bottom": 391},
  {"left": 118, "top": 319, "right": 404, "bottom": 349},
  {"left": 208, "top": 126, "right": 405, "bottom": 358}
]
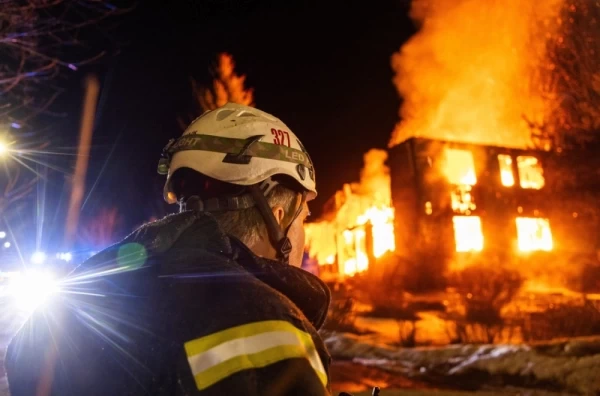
[
  {"left": 305, "top": 138, "right": 599, "bottom": 292},
  {"left": 305, "top": 0, "right": 600, "bottom": 292},
  {"left": 389, "top": 137, "right": 600, "bottom": 288}
]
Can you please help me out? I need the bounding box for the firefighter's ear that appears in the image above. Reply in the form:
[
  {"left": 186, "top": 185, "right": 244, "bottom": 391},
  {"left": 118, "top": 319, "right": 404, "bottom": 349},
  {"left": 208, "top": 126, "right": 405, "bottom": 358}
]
[{"left": 271, "top": 205, "right": 285, "bottom": 226}]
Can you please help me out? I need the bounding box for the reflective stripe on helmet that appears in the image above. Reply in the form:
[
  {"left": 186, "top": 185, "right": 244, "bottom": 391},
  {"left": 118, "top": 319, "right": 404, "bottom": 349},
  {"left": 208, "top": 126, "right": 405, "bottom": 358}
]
[{"left": 167, "top": 133, "right": 314, "bottom": 168}]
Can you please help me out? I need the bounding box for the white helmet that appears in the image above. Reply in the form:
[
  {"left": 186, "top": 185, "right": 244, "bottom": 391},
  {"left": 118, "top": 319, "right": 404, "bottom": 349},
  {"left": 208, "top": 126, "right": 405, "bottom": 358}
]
[{"left": 160, "top": 102, "right": 317, "bottom": 204}]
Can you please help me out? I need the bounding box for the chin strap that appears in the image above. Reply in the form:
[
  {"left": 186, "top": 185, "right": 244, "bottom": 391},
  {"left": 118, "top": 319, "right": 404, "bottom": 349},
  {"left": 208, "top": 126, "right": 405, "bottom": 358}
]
[
  {"left": 249, "top": 182, "right": 300, "bottom": 264},
  {"left": 182, "top": 177, "right": 307, "bottom": 265}
]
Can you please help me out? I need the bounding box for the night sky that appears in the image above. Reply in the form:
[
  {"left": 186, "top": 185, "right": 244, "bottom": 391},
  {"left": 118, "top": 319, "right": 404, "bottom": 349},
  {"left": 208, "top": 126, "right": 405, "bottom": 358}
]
[{"left": 41, "top": 0, "right": 416, "bottom": 245}]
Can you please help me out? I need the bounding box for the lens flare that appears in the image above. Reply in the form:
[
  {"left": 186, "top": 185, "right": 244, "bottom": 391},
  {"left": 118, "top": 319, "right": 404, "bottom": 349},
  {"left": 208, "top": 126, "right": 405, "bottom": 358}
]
[{"left": 8, "top": 270, "right": 59, "bottom": 311}]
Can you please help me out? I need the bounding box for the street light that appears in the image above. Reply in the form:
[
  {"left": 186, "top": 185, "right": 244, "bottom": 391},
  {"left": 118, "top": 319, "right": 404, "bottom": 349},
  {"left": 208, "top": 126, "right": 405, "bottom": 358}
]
[{"left": 0, "top": 231, "right": 6, "bottom": 239}]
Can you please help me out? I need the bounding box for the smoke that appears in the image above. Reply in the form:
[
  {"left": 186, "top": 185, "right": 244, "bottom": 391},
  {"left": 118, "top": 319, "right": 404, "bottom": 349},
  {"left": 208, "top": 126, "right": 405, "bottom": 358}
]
[{"left": 389, "top": 0, "right": 564, "bottom": 148}]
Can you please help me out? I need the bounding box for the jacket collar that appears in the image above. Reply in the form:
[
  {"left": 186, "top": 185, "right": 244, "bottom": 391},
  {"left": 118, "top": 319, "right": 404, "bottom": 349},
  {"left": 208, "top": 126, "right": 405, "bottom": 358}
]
[
  {"left": 126, "top": 211, "right": 331, "bottom": 330},
  {"left": 227, "top": 235, "right": 331, "bottom": 330}
]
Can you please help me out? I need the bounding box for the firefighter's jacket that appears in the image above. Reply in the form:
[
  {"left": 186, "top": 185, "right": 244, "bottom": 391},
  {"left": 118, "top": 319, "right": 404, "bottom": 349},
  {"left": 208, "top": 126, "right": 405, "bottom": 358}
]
[{"left": 5, "top": 211, "right": 332, "bottom": 395}]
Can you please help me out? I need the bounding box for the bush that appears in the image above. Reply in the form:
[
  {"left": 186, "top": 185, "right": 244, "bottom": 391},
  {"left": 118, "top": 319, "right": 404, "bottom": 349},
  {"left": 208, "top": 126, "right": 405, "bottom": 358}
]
[
  {"left": 522, "top": 299, "right": 600, "bottom": 341},
  {"left": 322, "top": 281, "right": 362, "bottom": 334},
  {"left": 446, "top": 264, "right": 523, "bottom": 343},
  {"left": 350, "top": 254, "right": 421, "bottom": 346},
  {"left": 361, "top": 305, "right": 419, "bottom": 347}
]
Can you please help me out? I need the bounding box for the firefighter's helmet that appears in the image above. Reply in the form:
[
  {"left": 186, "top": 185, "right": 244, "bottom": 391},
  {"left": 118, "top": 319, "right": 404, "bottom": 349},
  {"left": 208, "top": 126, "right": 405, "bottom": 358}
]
[{"left": 159, "top": 102, "right": 316, "bottom": 204}]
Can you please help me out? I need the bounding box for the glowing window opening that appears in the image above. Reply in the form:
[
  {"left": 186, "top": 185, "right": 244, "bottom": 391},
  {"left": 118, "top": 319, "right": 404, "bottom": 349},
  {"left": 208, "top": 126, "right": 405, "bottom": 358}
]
[
  {"left": 517, "top": 156, "right": 545, "bottom": 189},
  {"left": 444, "top": 149, "right": 477, "bottom": 185},
  {"left": 452, "top": 216, "right": 484, "bottom": 252},
  {"left": 497, "top": 154, "right": 515, "bottom": 187},
  {"left": 516, "top": 217, "right": 553, "bottom": 252}
]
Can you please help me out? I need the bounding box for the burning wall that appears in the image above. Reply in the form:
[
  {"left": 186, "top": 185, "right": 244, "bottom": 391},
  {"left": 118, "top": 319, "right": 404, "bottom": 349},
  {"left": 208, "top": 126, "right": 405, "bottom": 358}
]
[{"left": 304, "top": 149, "right": 395, "bottom": 276}]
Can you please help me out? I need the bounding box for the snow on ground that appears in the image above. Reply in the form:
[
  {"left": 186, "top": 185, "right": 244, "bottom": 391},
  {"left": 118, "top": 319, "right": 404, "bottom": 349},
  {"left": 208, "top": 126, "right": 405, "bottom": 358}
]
[{"left": 324, "top": 332, "right": 600, "bottom": 395}]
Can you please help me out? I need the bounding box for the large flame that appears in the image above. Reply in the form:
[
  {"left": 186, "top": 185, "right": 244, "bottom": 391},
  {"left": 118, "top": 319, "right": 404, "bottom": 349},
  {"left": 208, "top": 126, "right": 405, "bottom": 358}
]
[
  {"left": 389, "top": 0, "right": 564, "bottom": 149},
  {"left": 305, "top": 150, "right": 395, "bottom": 276}
]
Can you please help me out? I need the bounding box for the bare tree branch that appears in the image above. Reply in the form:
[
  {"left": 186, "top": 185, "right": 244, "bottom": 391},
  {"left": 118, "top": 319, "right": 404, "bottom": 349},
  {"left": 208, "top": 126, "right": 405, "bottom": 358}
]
[
  {"left": 0, "top": 0, "right": 132, "bottom": 125},
  {"left": 530, "top": 0, "right": 600, "bottom": 148}
]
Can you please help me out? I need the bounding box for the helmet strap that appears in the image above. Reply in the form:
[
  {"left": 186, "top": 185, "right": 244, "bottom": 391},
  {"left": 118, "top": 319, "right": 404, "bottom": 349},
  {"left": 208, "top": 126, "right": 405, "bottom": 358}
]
[
  {"left": 248, "top": 182, "right": 294, "bottom": 264},
  {"left": 181, "top": 175, "right": 306, "bottom": 265},
  {"left": 283, "top": 191, "right": 307, "bottom": 236}
]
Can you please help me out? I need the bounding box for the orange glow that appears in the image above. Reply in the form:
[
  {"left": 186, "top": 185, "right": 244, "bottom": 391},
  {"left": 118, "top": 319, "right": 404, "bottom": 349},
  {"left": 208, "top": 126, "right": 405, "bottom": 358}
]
[
  {"left": 452, "top": 216, "right": 484, "bottom": 252},
  {"left": 498, "top": 154, "right": 515, "bottom": 187},
  {"left": 516, "top": 156, "right": 545, "bottom": 189},
  {"left": 304, "top": 150, "right": 395, "bottom": 276},
  {"left": 516, "top": 217, "right": 553, "bottom": 252},
  {"left": 443, "top": 148, "right": 477, "bottom": 185},
  {"left": 444, "top": 148, "right": 477, "bottom": 214},
  {"left": 389, "top": 0, "right": 563, "bottom": 149},
  {"left": 358, "top": 206, "right": 395, "bottom": 258}
]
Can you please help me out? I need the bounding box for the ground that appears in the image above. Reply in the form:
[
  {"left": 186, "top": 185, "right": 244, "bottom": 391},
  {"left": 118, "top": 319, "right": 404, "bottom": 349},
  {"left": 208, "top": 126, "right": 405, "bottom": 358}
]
[
  {"left": 325, "top": 331, "right": 600, "bottom": 395},
  {"left": 2, "top": 289, "right": 599, "bottom": 395}
]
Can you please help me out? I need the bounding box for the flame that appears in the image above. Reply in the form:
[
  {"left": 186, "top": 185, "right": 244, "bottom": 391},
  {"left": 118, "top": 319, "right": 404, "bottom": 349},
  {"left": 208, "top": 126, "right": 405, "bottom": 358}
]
[
  {"left": 498, "top": 154, "right": 515, "bottom": 187},
  {"left": 516, "top": 155, "right": 545, "bottom": 189},
  {"left": 358, "top": 206, "right": 395, "bottom": 258},
  {"left": 443, "top": 148, "right": 483, "bottom": 252},
  {"left": 452, "top": 216, "right": 484, "bottom": 252},
  {"left": 444, "top": 148, "right": 478, "bottom": 215},
  {"left": 443, "top": 148, "right": 477, "bottom": 185},
  {"left": 304, "top": 150, "right": 395, "bottom": 276},
  {"left": 516, "top": 217, "right": 553, "bottom": 252},
  {"left": 389, "top": 0, "right": 564, "bottom": 149}
]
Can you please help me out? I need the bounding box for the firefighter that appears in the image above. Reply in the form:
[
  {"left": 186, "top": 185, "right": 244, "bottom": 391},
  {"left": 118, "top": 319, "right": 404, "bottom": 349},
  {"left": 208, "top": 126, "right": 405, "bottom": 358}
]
[{"left": 5, "top": 103, "right": 333, "bottom": 395}]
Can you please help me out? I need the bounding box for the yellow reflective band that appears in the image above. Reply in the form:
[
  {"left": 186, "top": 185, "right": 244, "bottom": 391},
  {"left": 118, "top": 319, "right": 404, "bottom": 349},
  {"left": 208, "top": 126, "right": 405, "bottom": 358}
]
[{"left": 183, "top": 320, "right": 327, "bottom": 391}]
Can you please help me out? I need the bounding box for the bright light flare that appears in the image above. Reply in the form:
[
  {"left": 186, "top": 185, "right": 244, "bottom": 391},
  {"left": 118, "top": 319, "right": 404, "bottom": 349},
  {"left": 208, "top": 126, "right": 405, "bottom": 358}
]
[
  {"left": 7, "top": 270, "right": 59, "bottom": 311},
  {"left": 0, "top": 141, "right": 8, "bottom": 155},
  {"left": 30, "top": 251, "right": 46, "bottom": 264},
  {"left": 57, "top": 252, "right": 73, "bottom": 262}
]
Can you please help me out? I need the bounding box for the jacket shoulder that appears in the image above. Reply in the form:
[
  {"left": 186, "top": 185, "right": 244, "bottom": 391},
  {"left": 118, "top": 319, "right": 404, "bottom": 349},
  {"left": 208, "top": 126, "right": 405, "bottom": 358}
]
[{"left": 158, "top": 256, "right": 330, "bottom": 395}]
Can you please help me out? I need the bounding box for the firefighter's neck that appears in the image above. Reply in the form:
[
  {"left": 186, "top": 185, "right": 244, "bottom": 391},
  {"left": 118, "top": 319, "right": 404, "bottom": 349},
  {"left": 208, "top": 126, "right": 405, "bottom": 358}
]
[{"left": 250, "top": 238, "right": 278, "bottom": 261}]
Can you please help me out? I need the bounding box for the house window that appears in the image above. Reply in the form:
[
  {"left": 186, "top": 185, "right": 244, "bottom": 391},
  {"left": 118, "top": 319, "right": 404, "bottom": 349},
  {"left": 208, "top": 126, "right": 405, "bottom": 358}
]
[
  {"left": 452, "top": 216, "right": 484, "bottom": 252},
  {"left": 497, "top": 154, "right": 515, "bottom": 187},
  {"left": 515, "top": 217, "right": 553, "bottom": 252},
  {"left": 516, "top": 156, "right": 545, "bottom": 189}
]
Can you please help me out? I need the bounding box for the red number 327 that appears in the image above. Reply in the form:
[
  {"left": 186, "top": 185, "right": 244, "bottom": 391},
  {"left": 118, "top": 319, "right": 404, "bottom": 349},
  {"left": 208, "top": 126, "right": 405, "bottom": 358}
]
[{"left": 271, "top": 128, "right": 290, "bottom": 147}]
